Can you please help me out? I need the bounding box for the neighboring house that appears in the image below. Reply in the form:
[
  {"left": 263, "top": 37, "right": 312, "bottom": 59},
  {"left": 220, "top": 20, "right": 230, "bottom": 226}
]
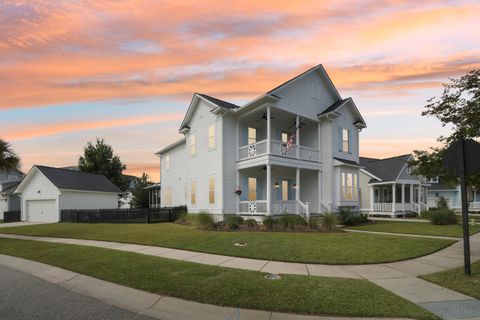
[
  {"left": 156, "top": 65, "right": 367, "bottom": 219},
  {"left": 146, "top": 183, "right": 161, "bottom": 208},
  {"left": 427, "top": 176, "right": 480, "bottom": 212},
  {"left": 15, "top": 165, "right": 122, "bottom": 222},
  {"left": 0, "top": 169, "right": 24, "bottom": 220},
  {"left": 359, "top": 155, "right": 429, "bottom": 216}
]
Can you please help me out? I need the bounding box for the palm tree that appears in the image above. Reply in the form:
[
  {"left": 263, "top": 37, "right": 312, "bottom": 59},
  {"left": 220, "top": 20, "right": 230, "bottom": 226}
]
[{"left": 0, "top": 138, "right": 21, "bottom": 172}]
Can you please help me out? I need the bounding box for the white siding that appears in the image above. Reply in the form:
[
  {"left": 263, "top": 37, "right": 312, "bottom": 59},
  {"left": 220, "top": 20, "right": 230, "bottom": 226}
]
[
  {"left": 59, "top": 191, "right": 118, "bottom": 210},
  {"left": 320, "top": 119, "right": 333, "bottom": 211},
  {"left": 20, "top": 170, "right": 60, "bottom": 221},
  {"left": 222, "top": 113, "right": 238, "bottom": 213},
  {"left": 332, "top": 103, "right": 360, "bottom": 163},
  {"left": 272, "top": 71, "right": 337, "bottom": 120},
  {"left": 359, "top": 171, "right": 372, "bottom": 211},
  {"left": 185, "top": 100, "right": 223, "bottom": 215},
  {"left": 160, "top": 141, "right": 187, "bottom": 207}
]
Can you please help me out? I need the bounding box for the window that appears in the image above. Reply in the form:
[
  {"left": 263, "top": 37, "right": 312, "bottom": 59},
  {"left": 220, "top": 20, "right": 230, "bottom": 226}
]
[
  {"left": 190, "top": 180, "right": 196, "bottom": 205},
  {"left": 281, "top": 132, "right": 289, "bottom": 144},
  {"left": 341, "top": 172, "right": 357, "bottom": 201},
  {"left": 248, "top": 177, "right": 257, "bottom": 201},
  {"left": 164, "top": 187, "right": 172, "bottom": 206},
  {"left": 209, "top": 176, "right": 216, "bottom": 204},
  {"left": 190, "top": 134, "right": 196, "bottom": 156},
  {"left": 427, "top": 176, "right": 439, "bottom": 183},
  {"left": 208, "top": 124, "right": 215, "bottom": 149},
  {"left": 248, "top": 127, "right": 257, "bottom": 145},
  {"left": 342, "top": 128, "right": 349, "bottom": 152},
  {"left": 165, "top": 154, "right": 170, "bottom": 171},
  {"left": 282, "top": 180, "right": 289, "bottom": 201},
  {"left": 406, "top": 166, "right": 411, "bottom": 174}
]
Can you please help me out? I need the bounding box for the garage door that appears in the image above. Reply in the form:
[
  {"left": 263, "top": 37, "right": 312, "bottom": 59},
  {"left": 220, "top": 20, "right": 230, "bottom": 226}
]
[{"left": 27, "top": 200, "right": 58, "bottom": 222}]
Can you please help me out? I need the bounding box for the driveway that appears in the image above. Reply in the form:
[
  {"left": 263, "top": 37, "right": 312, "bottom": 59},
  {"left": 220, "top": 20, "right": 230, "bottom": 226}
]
[{"left": 0, "top": 265, "right": 153, "bottom": 320}]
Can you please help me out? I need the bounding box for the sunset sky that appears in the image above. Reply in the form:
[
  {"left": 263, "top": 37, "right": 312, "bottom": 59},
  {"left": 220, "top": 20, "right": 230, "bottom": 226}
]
[{"left": 1, "top": 0, "right": 479, "bottom": 181}]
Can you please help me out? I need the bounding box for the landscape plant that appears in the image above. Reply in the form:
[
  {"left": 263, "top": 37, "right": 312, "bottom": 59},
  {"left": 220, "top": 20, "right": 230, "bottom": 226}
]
[
  {"left": 435, "top": 196, "right": 449, "bottom": 210},
  {"left": 430, "top": 208, "right": 457, "bottom": 225},
  {"left": 262, "top": 216, "right": 276, "bottom": 231},
  {"left": 196, "top": 213, "right": 217, "bottom": 230},
  {"left": 321, "top": 213, "right": 337, "bottom": 231},
  {"left": 224, "top": 215, "right": 244, "bottom": 230}
]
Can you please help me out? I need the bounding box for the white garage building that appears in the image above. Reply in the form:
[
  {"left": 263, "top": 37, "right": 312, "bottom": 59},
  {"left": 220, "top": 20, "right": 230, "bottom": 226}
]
[{"left": 15, "top": 165, "right": 121, "bottom": 222}]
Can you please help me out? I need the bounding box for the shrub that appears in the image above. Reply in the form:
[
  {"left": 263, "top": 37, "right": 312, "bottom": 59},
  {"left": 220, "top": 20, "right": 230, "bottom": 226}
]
[
  {"left": 263, "top": 216, "right": 276, "bottom": 230},
  {"left": 420, "top": 210, "right": 432, "bottom": 219},
  {"left": 308, "top": 218, "right": 319, "bottom": 231},
  {"left": 430, "top": 208, "right": 457, "bottom": 225},
  {"left": 175, "top": 213, "right": 197, "bottom": 225},
  {"left": 196, "top": 213, "right": 217, "bottom": 230},
  {"left": 435, "top": 196, "right": 449, "bottom": 210},
  {"left": 404, "top": 211, "right": 419, "bottom": 218},
  {"left": 244, "top": 218, "right": 257, "bottom": 228},
  {"left": 321, "top": 213, "right": 337, "bottom": 231},
  {"left": 278, "top": 214, "right": 307, "bottom": 231},
  {"left": 340, "top": 212, "right": 369, "bottom": 226},
  {"left": 224, "top": 215, "right": 244, "bottom": 230}
]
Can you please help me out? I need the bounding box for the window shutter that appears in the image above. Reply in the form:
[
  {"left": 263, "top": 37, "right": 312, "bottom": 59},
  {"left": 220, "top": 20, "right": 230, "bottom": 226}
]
[
  {"left": 348, "top": 130, "right": 352, "bottom": 153},
  {"left": 338, "top": 127, "right": 343, "bottom": 152},
  {"left": 288, "top": 179, "right": 294, "bottom": 200},
  {"left": 242, "top": 126, "right": 248, "bottom": 145}
]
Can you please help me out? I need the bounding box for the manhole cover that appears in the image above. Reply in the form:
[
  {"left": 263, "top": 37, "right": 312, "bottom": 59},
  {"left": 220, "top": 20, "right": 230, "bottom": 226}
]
[
  {"left": 265, "top": 273, "right": 281, "bottom": 280},
  {"left": 234, "top": 241, "right": 247, "bottom": 247}
]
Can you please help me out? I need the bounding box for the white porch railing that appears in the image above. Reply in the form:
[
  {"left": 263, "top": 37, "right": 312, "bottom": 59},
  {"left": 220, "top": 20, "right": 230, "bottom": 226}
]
[
  {"left": 272, "top": 200, "right": 298, "bottom": 215},
  {"left": 238, "top": 139, "right": 319, "bottom": 162},
  {"left": 374, "top": 203, "right": 392, "bottom": 212},
  {"left": 469, "top": 202, "right": 480, "bottom": 211},
  {"left": 403, "top": 203, "right": 413, "bottom": 212},
  {"left": 239, "top": 200, "right": 267, "bottom": 214}
]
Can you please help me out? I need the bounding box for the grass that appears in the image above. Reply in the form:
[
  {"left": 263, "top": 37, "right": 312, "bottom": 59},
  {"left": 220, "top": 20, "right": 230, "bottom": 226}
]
[
  {"left": 420, "top": 261, "right": 480, "bottom": 299},
  {"left": 0, "top": 222, "right": 455, "bottom": 264},
  {"left": 0, "top": 238, "right": 437, "bottom": 319},
  {"left": 0, "top": 220, "right": 3, "bottom": 224},
  {"left": 346, "top": 221, "right": 480, "bottom": 238}
]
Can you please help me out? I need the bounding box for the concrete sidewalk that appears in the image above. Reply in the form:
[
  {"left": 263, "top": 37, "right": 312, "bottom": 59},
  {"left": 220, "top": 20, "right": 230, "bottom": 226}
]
[
  {"left": 0, "top": 232, "right": 478, "bottom": 279},
  {"left": 0, "top": 254, "right": 410, "bottom": 320}
]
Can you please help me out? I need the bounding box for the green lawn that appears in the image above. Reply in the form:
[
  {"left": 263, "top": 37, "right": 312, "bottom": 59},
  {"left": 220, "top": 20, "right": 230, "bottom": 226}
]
[
  {"left": 420, "top": 261, "right": 480, "bottom": 299},
  {"left": 0, "top": 238, "right": 437, "bottom": 319},
  {"left": 0, "top": 222, "right": 455, "bottom": 264},
  {"left": 346, "top": 221, "right": 480, "bottom": 238}
]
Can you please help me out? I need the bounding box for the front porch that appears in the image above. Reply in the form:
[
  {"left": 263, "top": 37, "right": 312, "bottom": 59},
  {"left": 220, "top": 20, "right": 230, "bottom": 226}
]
[
  {"left": 370, "top": 183, "right": 428, "bottom": 217},
  {"left": 236, "top": 165, "right": 320, "bottom": 219}
]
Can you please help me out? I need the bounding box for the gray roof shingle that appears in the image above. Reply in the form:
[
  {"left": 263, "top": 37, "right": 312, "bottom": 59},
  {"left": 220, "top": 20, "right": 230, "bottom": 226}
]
[
  {"left": 36, "top": 166, "right": 122, "bottom": 193},
  {"left": 359, "top": 155, "right": 411, "bottom": 182},
  {"left": 318, "top": 98, "right": 350, "bottom": 116},
  {"left": 197, "top": 93, "right": 240, "bottom": 110}
]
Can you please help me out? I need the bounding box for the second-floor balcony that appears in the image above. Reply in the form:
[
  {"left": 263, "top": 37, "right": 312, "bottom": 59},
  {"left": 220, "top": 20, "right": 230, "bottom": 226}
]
[{"left": 239, "top": 139, "right": 320, "bottom": 162}]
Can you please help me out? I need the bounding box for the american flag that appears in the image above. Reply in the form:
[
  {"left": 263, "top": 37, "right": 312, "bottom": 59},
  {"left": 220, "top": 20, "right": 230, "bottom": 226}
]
[{"left": 286, "top": 132, "right": 296, "bottom": 150}]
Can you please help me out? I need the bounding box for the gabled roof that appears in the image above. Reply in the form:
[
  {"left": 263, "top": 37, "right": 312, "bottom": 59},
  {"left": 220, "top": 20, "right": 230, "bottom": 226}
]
[
  {"left": 0, "top": 181, "right": 20, "bottom": 195},
  {"left": 359, "top": 154, "right": 411, "bottom": 182},
  {"left": 318, "top": 98, "right": 367, "bottom": 127},
  {"left": 197, "top": 94, "right": 240, "bottom": 110},
  {"left": 16, "top": 165, "right": 122, "bottom": 194},
  {"left": 156, "top": 137, "right": 186, "bottom": 155}
]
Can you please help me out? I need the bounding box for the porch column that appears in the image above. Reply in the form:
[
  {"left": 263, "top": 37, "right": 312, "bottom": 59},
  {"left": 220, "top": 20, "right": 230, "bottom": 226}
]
[
  {"left": 296, "top": 116, "right": 300, "bottom": 159},
  {"left": 267, "top": 106, "right": 271, "bottom": 155},
  {"left": 296, "top": 168, "right": 301, "bottom": 214},
  {"left": 417, "top": 184, "right": 422, "bottom": 213},
  {"left": 392, "top": 184, "right": 396, "bottom": 213},
  {"left": 148, "top": 189, "right": 151, "bottom": 208},
  {"left": 401, "top": 184, "right": 405, "bottom": 211},
  {"left": 266, "top": 164, "right": 272, "bottom": 215},
  {"left": 410, "top": 184, "right": 414, "bottom": 204},
  {"left": 317, "top": 170, "right": 322, "bottom": 213},
  {"left": 369, "top": 185, "right": 374, "bottom": 212}
]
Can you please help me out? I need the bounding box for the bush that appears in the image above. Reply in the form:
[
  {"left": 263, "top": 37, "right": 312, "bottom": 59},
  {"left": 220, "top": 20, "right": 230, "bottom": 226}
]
[
  {"left": 263, "top": 216, "right": 276, "bottom": 230},
  {"left": 175, "top": 213, "right": 197, "bottom": 225},
  {"left": 278, "top": 214, "right": 307, "bottom": 231},
  {"left": 430, "top": 208, "right": 457, "bottom": 225},
  {"left": 340, "top": 212, "right": 369, "bottom": 226},
  {"left": 308, "top": 218, "right": 319, "bottom": 231},
  {"left": 404, "top": 211, "right": 419, "bottom": 218},
  {"left": 244, "top": 218, "right": 257, "bottom": 228},
  {"left": 224, "top": 215, "right": 244, "bottom": 230},
  {"left": 321, "top": 213, "right": 337, "bottom": 231},
  {"left": 435, "top": 196, "right": 449, "bottom": 210},
  {"left": 420, "top": 210, "right": 432, "bottom": 219},
  {"left": 196, "top": 213, "right": 217, "bottom": 230}
]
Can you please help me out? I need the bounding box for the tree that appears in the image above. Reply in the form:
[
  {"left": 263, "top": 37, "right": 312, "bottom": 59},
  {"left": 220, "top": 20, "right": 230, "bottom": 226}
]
[
  {"left": 129, "top": 173, "right": 154, "bottom": 208},
  {"left": 410, "top": 70, "right": 480, "bottom": 189},
  {"left": 0, "top": 138, "right": 21, "bottom": 172},
  {"left": 78, "top": 138, "right": 128, "bottom": 191}
]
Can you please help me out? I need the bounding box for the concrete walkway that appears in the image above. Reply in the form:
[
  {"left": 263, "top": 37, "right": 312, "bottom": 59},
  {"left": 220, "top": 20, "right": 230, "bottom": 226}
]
[
  {"left": 0, "top": 254, "right": 410, "bottom": 320},
  {"left": 0, "top": 232, "right": 478, "bottom": 280},
  {"left": 368, "top": 217, "right": 429, "bottom": 223}
]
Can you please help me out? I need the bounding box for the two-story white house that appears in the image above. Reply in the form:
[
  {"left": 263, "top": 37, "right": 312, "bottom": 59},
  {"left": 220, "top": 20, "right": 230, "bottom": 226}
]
[{"left": 156, "top": 65, "right": 367, "bottom": 219}]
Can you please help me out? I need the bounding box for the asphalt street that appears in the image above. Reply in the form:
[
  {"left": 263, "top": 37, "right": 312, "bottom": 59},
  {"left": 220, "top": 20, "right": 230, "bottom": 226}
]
[{"left": 0, "top": 265, "right": 155, "bottom": 320}]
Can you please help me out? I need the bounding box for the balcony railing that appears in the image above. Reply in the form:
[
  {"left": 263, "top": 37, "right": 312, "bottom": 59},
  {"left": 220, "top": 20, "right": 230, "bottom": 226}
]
[
  {"left": 239, "top": 200, "right": 309, "bottom": 218},
  {"left": 469, "top": 202, "right": 480, "bottom": 211},
  {"left": 238, "top": 140, "right": 319, "bottom": 162},
  {"left": 239, "top": 200, "right": 267, "bottom": 214}
]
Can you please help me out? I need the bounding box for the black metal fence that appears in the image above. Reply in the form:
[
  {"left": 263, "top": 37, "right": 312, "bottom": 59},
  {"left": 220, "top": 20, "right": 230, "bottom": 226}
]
[
  {"left": 60, "top": 206, "right": 187, "bottom": 224},
  {"left": 3, "top": 210, "right": 21, "bottom": 223}
]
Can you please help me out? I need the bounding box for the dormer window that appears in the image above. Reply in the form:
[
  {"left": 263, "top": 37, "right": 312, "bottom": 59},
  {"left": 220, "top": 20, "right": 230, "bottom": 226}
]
[
  {"left": 339, "top": 128, "right": 350, "bottom": 153},
  {"left": 427, "top": 176, "right": 439, "bottom": 183}
]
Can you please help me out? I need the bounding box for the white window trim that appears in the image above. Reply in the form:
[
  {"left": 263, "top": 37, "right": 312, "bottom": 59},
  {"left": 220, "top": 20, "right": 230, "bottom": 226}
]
[
  {"left": 340, "top": 171, "right": 358, "bottom": 201},
  {"left": 342, "top": 128, "right": 350, "bottom": 153}
]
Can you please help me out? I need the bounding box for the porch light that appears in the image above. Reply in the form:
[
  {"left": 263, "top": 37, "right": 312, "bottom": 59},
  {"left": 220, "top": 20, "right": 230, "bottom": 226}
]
[
  {"left": 293, "top": 184, "right": 298, "bottom": 189},
  {"left": 274, "top": 182, "right": 280, "bottom": 188}
]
